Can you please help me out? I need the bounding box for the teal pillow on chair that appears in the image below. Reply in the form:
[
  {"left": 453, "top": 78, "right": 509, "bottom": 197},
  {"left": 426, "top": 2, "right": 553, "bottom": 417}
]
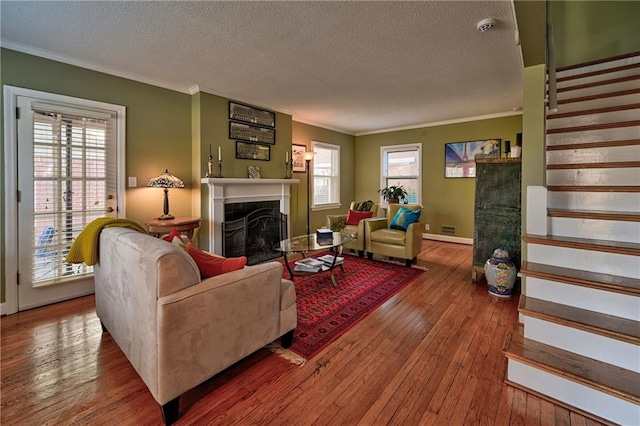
[{"left": 390, "top": 207, "right": 421, "bottom": 231}]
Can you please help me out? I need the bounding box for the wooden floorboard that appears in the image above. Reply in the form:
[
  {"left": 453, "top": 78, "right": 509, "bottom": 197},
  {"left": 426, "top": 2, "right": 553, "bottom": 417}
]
[{"left": 0, "top": 240, "right": 606, "bottom": 425}]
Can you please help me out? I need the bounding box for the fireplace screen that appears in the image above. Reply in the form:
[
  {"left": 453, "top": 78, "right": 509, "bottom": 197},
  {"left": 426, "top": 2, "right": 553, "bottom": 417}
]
[{"left": 222, "top": 207, "right": 287, "bottom": 265}]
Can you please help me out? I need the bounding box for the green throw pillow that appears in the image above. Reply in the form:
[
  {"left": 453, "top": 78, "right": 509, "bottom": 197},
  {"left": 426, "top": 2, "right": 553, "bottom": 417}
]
[{"left": 390, "top": 207, "right": 421, "bottom": 231}]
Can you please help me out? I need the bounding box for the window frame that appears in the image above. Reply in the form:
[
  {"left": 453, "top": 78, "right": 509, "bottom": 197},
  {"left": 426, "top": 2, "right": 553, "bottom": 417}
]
[
  {"left": 311, "top": 141, "right": 341, "bottom": 211},
  {"left": 380, "top": 143, "right": 422, "bottom": 207}
]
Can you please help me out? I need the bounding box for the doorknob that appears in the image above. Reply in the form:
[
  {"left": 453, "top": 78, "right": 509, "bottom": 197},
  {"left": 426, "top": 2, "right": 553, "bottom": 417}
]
[{"left": 106, "top": 207, "right": 114, "bottom": 213}]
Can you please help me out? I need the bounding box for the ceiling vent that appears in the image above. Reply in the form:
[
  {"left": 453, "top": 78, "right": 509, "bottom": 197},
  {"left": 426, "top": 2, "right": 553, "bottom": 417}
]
[{"left": 477, "top": 18, "right": 496, "bottom": 33}]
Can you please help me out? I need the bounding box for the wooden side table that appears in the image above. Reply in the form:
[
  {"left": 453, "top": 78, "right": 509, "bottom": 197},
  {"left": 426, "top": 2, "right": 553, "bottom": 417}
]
[{"left": 146, "top": 216, "right": 202, "bottom": 239}]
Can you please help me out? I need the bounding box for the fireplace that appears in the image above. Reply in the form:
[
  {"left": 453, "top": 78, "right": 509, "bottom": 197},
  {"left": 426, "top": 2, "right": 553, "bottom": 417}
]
[
  {"left": 222, "top": 201, "right": 287, "bottom": 265},
  {"left": 201, "top": 178, "right": 299, "bottom": 256}
]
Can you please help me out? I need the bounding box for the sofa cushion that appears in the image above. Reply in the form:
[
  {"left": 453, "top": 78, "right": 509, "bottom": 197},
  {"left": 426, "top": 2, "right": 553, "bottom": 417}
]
[
  {"left": 346, "top": 209, "right": 374, "bottom": 225},
  {"left": 390, "top": 207, "right": 421, "bottom": 231},
  {"left": 185, "top": 243, "right": 247, "bottom": 278}
]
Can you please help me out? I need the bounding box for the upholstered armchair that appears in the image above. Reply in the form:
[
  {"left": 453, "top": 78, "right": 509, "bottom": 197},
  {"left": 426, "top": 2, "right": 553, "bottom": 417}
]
[
  {"left": 365, "top": 204, "right": 423, "bottom": 266},
  {"left": 326, "top": 201, "right": 378, "bottom": 257}
]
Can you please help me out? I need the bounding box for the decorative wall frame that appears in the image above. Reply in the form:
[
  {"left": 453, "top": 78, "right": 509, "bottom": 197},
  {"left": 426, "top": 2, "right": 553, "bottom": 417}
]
[
  {"left": 229, "top": 101, "right": 275, "bottom": 128},
  {"left": 292, "top": 144, "right": 307, "bottom": 172},
  {"left": 235, "top": 141, "right": 271, "bottom": 161},
  {"left": 444, "top": 139, "right": 501, "bottom": 178},
  {"left": 230, "top": 122, "right": 276, "bottom": 145}
]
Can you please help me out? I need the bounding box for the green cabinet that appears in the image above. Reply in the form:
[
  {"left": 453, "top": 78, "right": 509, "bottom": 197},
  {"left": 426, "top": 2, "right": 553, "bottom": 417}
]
[{"left": 472, "top": 158, "right": 522, "bottom": 283}]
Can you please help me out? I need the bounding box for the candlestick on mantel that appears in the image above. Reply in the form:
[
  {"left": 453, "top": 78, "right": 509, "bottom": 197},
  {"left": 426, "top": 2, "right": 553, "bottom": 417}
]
[
  {"left": 286, "top": 151, "right": 289, "bottom": 163},
  {"left": 218, "top": 146, "right": 222, "bottom": 162},
  {"left": 209, "top": 144, "right": 212, "bottom": 157}
]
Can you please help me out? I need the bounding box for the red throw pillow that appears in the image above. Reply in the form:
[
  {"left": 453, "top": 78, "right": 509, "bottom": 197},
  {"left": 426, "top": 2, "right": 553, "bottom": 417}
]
[
  {"left": 346, "top": 209, "right": 374, "bottom": 225},
  {"left": 162, "top": 228, "right": 182, "bottom": 242},
  {"left": 185, "top": 242, "right": 247, "bottom": 278}
]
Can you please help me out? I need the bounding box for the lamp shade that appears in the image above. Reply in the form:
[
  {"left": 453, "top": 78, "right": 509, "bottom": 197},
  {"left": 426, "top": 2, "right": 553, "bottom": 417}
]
[
  {"left": 147, "top": 169, "right": 185, "bottom": 188},
  {"left": 147, "top": 169, "right": 184, "bottom": 220},
  {"left": 302, "top": 151, "right": 316, "bottom": 162}
]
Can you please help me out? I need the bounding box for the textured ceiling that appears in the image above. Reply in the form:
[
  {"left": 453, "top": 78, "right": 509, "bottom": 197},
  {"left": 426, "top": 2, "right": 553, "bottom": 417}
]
[{"left": 1, "top": 1, "right": 523, "bottom": 135}]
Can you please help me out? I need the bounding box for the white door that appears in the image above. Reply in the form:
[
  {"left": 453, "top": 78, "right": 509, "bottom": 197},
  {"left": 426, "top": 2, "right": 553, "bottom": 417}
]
[{"left": 11, "top": 93, "right": 123, "bottom": 311}]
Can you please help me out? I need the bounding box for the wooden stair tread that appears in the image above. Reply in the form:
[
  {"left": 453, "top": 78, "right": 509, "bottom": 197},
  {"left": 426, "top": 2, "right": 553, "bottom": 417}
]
[
  {"left": 520, "top": 295, "right": 640, "bottom": 344},
  {"left": 547, "top": 208, "right": 640, "bottom": 222},
  {"left": 557, "top": 75, "right": 640, "bottom": 93},
  {"left": 548, "top": 103, "right": 640, "bottom": 120},
  {"left": 547, "top": 185, "right": 640, "bottom": 193},
  {"left": 504, "top": 330, "right": 640, "bottom": 404},
  {"left": 523, "top": 234, "right": 640, "bottom": 256},
  {"left": 547, "top": 120, "right": 640, "bottom": 134},
  {"left": 521, "top": 261, "right": 640, "bottom": 296},
  {"left": 547, "top": 161, "right": 640, "bottom": 169},
  {"left": 547, "top": 139, "right": 640, "bottom": 151},
  {"left": 557, "top": 51, "right": 640, "bottom": 73},
  {"left": 559, "top": 88, "right": 640, "bottom": 105},
  {"left": 557, "top": 63, "right": 640, "bottom": 83}
]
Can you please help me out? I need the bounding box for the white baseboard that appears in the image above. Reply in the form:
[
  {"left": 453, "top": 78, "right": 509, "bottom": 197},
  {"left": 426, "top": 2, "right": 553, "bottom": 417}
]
[
  {"left": 422, "top": 233, "right": 473, "bottom": 245},
  {"left": 1, "top": 302, "right": 6, "bottom": 316}
]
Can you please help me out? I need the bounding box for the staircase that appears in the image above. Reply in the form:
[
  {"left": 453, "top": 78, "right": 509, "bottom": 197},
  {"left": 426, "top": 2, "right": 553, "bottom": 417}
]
[{"left": 503, "top": 53, "right": 640, "bottom": 425}]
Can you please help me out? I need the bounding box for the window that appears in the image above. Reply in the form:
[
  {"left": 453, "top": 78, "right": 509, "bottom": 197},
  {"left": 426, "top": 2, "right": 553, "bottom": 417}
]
[
  {"left": 381, "top": 143, "right": 421, "bottom": 205},
  {"left": 311, "top": 141, "right": 340, "bottom": 209}
]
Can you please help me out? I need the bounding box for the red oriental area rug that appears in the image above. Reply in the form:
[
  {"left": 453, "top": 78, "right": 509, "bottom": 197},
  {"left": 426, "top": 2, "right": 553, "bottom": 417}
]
[{"left": 282, "top": 253, "right": 424, "bottom": 360}]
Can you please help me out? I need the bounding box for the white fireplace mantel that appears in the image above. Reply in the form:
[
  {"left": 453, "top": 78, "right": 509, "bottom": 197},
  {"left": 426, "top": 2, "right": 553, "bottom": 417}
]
[{"left": 201, "top": 178, "right": 299, "bottom": 254}]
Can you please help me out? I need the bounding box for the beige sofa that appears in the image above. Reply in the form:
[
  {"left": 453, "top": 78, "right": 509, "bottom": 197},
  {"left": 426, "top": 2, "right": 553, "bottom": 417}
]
[{"left": 94, "top": 228, "right": 297, "bottom": 425}]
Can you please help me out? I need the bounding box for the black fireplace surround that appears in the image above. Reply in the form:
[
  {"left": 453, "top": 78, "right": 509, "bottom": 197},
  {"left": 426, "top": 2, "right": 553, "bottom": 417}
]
[{"left": 222, "top": 201, "right": 287, "bottom": 265}]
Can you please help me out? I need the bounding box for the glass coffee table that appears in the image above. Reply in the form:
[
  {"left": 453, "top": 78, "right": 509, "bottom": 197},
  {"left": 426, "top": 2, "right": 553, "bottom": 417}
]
[{"left": 277, "top": 232, "right": 354, "bottom": 286}]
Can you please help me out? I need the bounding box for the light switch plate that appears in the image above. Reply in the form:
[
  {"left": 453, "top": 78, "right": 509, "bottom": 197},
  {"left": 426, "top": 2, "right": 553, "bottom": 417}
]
[{"left": 128, "top": 177, "right": 137, "bottom": 187}]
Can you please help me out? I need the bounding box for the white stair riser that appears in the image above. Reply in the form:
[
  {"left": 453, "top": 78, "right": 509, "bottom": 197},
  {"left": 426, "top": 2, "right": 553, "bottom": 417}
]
[
  {"left": 547, "top": 109, "right": 640, "bottom": 130},
  {"left": 525, "top": 277, "right": 640, "bottom": 321},
  {"left": 548, "top": 216, "right": 640, "bottom": 244},
  {"left": 557, "top": 68, "right": 640, "bottom": 89},
  {"left": 552, "top": 93, "right": 640, "bottom": 115},
  {"left": 546, "top": 125, "right": 640, "bottom": 146},
  {"left": 556, "top": 56, "right": 640, "bottom": 80},
  {"left": 526, "top": 243, "right": 640, "bottom": 279},
  {"left": 523, "top": 316, "right": 640, "bottom": 372},
  {"left": 547, "top": 191, "right": 640, "bottom": 212},
  {"left": 547, "top": 167, "right": 640, "bottom": 187},
  {"left": 558, "top": 80, "right": 640, "bottom": 101},
  {"left": 507, "top": 360, "right": 640, "bottom": 425},
  {"left": 547, "top": 144, "right": 640, "bottom": 165}
]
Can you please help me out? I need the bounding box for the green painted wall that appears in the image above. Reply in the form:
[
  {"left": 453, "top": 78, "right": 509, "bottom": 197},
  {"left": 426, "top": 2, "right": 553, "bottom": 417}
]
[
  {"left": 549, "top": 1, "right": 640, "bottom": 68},
  {"left": 195, "top": 92, "right": 294, "bottom": 250},
  {"left": 355, "top": 115, "right": 523, "bottom": 240},
  {"left": 291, "top": 122, "right": 356, "bottom": 238},
  {"left": 0, "top": 48, "right": 193, "bottom": 303}
]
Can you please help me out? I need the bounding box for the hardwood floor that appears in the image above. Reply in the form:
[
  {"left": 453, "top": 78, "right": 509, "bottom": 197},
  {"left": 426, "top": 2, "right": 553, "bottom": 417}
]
[{"left": 1, "top": 240, "right": 605, "bottom": 425}]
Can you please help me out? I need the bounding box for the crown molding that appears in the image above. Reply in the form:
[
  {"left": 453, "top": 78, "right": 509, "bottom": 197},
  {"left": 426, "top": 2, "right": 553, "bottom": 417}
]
[
  {"left": 292, "top": 117, "right": 355, "bottom": 136},
  {"left": 191, "top": 84, "right": 293, "bottom": 117},
  {"left": 355, "top": 110, "right": 523, "bottom": 136},
  {"left": 1, "top": 39, "right": 193, "bottom": 95}
]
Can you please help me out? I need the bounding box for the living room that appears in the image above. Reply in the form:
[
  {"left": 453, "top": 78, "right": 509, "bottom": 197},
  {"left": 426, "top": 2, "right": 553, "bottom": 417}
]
[{"left": 2, "top": 1, "right": 639, "bottom": 424}]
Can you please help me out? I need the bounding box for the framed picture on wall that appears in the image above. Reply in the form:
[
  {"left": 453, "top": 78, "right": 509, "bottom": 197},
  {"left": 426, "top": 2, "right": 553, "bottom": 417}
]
[
  {"left": 444, "top": 139, "right": 501, "bottom": 178},
  {"left": 235, "top": 141, "right": 271, "bottom": 161},
  {"left": 229, "top": 122, "right": 276, "bottom": 145},
  {"left": 229, "top": 101, "right": 275, "bottom": 128},
  {"left": 292, "top": 144, "right": 307, "bottom": 172}
]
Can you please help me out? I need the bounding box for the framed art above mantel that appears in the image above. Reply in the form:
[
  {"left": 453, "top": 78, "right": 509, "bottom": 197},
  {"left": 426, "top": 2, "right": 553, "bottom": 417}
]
[{"left": 229, "top": 101, "right": 275, "bottom": 128}]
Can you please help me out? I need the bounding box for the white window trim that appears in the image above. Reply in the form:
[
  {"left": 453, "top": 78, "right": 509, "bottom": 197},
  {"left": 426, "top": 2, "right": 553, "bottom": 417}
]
[
  {"left": 380, "top": 143, "right": 422, "bottom": 208},
  {"left": 2, "top": 85, "right": 126, "bottom": 315},
  {"left": 310, "top": 141, "right": 341, "bottom": 211}
]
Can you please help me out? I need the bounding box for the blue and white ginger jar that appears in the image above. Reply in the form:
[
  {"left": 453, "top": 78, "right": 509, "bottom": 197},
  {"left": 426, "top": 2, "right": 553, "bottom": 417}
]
[{"left": 484, "top": 246, "right": 516, "bottom": 299}]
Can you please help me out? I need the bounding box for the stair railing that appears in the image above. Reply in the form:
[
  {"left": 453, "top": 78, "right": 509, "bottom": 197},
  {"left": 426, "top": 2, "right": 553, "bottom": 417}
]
[{"left": 546, "top": 23, "right": 558, "bottom": 112}]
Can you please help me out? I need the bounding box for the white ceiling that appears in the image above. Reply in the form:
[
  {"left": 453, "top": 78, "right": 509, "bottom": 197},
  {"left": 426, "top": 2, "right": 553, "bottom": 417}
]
[{"left": 1, "top": 1, "right": 523, "bottom": 135}]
